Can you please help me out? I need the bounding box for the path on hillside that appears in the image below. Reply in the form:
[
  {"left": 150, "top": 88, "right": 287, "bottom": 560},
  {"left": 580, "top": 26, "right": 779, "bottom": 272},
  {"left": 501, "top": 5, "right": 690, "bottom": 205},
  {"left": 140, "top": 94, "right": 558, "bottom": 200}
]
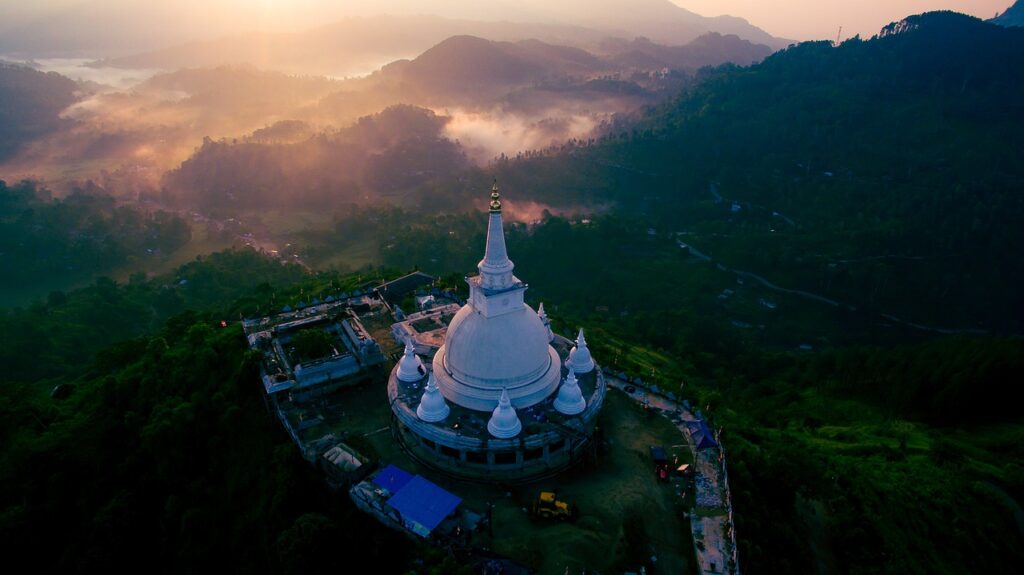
[
  {"left": 605, "top": 373, "right": 739, "bottom": 575},
  {"left": 700, "top": 183, "right": 992, "bottom": 335}
]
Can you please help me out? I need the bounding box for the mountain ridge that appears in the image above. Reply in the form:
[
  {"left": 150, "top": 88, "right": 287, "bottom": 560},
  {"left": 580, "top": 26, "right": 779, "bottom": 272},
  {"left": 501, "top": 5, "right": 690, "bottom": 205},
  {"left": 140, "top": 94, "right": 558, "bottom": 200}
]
[
  {"left": 480, "top": 11, "right": 1024, "bottom": 334},
  {"left": 992, "top": 0, "right": 1024, "bottom": 27},
  {"left": 89, "top": 13, "right": 778, "bottom": 79},
  {"left": 0, "top": 0, "right": 787, "bottom": 58}
]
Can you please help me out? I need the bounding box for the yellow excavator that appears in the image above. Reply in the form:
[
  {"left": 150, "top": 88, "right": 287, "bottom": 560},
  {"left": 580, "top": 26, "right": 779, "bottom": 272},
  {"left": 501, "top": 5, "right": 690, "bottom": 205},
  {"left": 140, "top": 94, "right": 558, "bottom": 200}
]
[{"left": 531, "top": 492, "right": 578, "bottom": 521}]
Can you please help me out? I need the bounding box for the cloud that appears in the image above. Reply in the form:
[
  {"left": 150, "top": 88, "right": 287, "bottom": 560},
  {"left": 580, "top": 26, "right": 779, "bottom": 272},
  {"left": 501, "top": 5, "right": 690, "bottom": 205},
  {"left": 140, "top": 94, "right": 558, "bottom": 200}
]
[
  {"left": 440, "top": 106, "right": 600, "bottom": 164},
  {"left": 496, "top": 198, "right": 609, "bottom": 223}
]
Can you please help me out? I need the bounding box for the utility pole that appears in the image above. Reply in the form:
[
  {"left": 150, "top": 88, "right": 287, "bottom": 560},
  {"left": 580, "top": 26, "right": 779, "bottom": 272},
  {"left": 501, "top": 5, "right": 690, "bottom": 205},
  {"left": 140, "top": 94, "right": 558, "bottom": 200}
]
[{"left": 835, "top": 26, "right": 843, "bottom": 47}]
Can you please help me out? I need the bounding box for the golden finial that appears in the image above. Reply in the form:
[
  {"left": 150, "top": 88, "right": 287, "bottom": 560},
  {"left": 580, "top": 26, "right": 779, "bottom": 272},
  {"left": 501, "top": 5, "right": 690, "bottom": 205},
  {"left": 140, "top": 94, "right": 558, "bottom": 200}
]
[{"left": 489, "top": 180, "right": 501, "bottom": 212}]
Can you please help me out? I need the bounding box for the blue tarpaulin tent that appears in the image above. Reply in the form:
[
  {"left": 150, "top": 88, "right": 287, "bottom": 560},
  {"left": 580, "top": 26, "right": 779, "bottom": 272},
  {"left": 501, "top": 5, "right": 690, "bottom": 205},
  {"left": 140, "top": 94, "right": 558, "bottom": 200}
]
[
  {"left": 372, "top": 464, "right": 413, "bottom": 495},
  {"left": 386, "top": 475, "right": 462, "bottom": 537}
]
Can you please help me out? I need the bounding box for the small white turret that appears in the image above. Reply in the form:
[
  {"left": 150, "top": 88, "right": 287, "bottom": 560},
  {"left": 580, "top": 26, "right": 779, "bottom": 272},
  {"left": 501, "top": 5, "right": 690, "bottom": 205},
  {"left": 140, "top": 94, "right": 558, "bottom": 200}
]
[
  {"left": 396, "top": 337, "right": 425, "bottom": 382},
  {"left": 416, "top": 372, "right": 450, "bottom": 422},
  {"left": 487, "top": 388, "right": 522, "bottom": 438},
  {"left": 554, "top": 369, "right": 586, "bottom": 415},
  {"left": 566, "top": 328, "right": 595, "bottom": 374},
  {"left": 538, "top": 302, "right": 554, "bottom": 342}
]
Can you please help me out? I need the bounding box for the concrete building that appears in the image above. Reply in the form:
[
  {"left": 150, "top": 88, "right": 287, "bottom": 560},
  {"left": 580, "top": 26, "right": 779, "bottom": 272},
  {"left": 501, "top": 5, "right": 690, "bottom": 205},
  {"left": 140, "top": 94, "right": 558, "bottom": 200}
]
[
  {"left": 243, "top": 296, "right": 388, "bottom": 460},
  {"left": 247, "top": 305, "right": 385, "bottom": 402}
]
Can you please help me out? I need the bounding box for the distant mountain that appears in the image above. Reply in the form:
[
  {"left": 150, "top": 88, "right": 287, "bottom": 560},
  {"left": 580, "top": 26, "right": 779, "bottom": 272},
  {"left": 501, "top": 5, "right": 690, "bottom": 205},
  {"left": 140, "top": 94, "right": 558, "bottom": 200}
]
[
  {"left": 374, "top": 33, "right": 771, "bottom": 103},
  {"left": 992, "top": 0, "right": 1024, "bottom": 27},
  {"left": 600, "top": 33, "right": 772, "bottom": 70},
  {"left": 509, "top": 0, "right": 789, "bottom": 48},
  {"left": 387, "top": 36, "right": 543, "bottom": 92},
  {"left": 94, "top": 12, "right": 778, "bottom": 79},
  {"left": 512, "top": 39, "right": 611, "bottom": 75},
  {"left": 91, "top": 15, "right": 615, "bottom": 77},
  {"left": 145, "top": 33, "right": 688, "bottom": 203},
  {"left": 489, "top": 11, "right": 1024, "bottom": 334},
  {"left": 162, "top": 105, "right": 469, "bottom": 209},
  {"left": 378, "top": 36, "right": 615, "bottom": 100},
  {"left": 0, "top": 63, "right": 79, "bottom": 161},
  {"left": 1, "top": 1, "right": 787, "bottom": 59}
]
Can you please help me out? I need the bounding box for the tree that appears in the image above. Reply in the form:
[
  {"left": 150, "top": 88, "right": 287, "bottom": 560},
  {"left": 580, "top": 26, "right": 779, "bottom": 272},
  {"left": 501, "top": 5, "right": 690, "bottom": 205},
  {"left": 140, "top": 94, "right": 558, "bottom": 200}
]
[{"left": 291, "top": 329, "right": 336, "bottom": 362}]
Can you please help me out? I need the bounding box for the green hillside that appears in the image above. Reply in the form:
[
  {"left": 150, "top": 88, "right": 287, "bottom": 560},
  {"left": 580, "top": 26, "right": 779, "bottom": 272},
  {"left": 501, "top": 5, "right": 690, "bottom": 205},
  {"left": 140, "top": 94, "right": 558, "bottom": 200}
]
[{"left": 479, "top": 11, "right": 1024, "bottom": 335}]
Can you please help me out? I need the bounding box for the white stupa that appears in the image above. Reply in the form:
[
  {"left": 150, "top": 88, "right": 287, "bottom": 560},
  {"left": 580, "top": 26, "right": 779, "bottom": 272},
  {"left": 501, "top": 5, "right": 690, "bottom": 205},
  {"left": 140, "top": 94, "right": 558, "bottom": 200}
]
[
  {"left": 431, "top": 183, "right": 561, "bottom": 411},
  {"left": 538, "top": 302, "right": 555, "bottom": 342},
  {"left": 554, "top": 369, "right": 587, "bottom": 415},
  {"left": 387, "top": 183, "right": 608, "bottom": 480},
  {"left": 396, "top": 337, "right": 425, "bottom": 382},
  {"left": 416, "top": 372, "right": 450, "bottom": 422},
  {"left": 487, "top": 388, "right": 523, "bottom": 438},
  {"left": 566, "top": 328, "right": 596, "bottom": 374}
]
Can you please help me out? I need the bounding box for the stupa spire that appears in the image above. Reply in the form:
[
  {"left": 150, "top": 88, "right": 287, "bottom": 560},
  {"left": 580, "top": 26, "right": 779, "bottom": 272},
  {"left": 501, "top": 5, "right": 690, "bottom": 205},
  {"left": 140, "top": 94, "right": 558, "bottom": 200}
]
[
  {"left": 487, "top": 388, "right": 522, "bottom": 438},
  {"left": 538, "top": 302, "right": 554, "bottom": 342},
  {"left": 554, "top": 369, "right": 587, "bottom": 415},
  {"left": 566, "top": 328, "right": 596, "bottom": 374},
  {"left": 478, "top": 181, "right": 515, "bottom": 289},
  {"left": 416, "top": 372, "right": 450, "bottom": 422},
  {"left": 396, "top": 337, "right": 424, "bottom": 382}
]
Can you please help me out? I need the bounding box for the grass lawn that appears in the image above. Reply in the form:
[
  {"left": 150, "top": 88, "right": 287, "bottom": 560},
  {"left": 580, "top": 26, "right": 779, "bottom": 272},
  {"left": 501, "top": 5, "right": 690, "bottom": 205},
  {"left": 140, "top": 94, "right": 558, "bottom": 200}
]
[{"left": 297, "top": 370, "right": 696, "bottom": 574}]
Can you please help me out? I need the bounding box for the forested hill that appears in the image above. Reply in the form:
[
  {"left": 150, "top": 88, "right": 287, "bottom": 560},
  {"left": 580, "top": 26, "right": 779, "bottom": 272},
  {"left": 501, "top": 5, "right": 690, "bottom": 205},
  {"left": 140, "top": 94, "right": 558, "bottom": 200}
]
[
  {"left": 0, "top": 63, "right": 79, "bottom": 161},
  {"left": 0, "top": 180, "right": 192, "bottom": 298},
  {"left": 490, "top": 11, "right": 1024, "bottom": 333},
  {"left": 163, "top": 105, "right": 469, "bottom": 210},
  {"left": 636, "top": 10, "right": 1024, "bottom": 218},
  {"left": 993, "top": 0, "right": 1024, "bottom": 27}
]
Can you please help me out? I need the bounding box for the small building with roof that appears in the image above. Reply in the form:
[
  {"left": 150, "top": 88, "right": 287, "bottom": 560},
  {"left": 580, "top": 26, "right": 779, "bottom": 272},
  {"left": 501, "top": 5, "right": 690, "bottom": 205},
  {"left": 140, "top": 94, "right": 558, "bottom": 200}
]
[
  {"left": 350, "top": 464, "right": 463, "bottom": 539},
  {"left": 386, "top": 475, "right": 462, "bottom": 538},
  {"left": 319, "top": 441, "right": 373, "bottom": 488},
  {"left": 375, "top": 271, "right": 436, "bottom": 303}
]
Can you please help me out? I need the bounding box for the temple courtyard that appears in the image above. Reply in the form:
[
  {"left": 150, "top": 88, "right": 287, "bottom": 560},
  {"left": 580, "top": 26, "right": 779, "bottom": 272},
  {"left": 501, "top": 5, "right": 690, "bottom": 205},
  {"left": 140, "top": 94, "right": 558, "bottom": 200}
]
[{"left": 291, "top": 327, "right": 697, "bottom": 574}]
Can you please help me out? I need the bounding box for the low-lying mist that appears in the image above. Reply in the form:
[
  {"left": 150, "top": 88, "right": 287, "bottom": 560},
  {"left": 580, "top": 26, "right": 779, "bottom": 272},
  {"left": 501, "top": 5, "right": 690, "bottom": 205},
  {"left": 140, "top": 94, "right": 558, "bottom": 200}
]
[
  {"left": 442, "top": 107, "right": 602, "bottom": 163},
  {"left": 1, "top": 28, "right": 699, "bottom": 212},
  {"left": 497, "top": 198, "right": 607, "bottom": 223}
]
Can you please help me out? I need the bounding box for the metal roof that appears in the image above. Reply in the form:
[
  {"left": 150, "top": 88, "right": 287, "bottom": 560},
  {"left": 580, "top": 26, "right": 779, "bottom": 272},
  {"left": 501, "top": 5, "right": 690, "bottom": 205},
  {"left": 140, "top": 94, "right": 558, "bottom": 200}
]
[
  {"left": 376, "top": 271, "right": 435, "bottom": 300},
  {"left": 372, "top": 464, "right": 413, "bottom": 494},
  {"left": 386, "top": 475, "right": 461, "bottom": 535}
]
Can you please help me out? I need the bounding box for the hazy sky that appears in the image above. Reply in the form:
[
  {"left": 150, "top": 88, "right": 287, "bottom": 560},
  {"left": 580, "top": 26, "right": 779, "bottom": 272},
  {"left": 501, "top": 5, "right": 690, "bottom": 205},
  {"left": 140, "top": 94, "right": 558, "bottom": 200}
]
[
  {"left": 673, "top": 1, "right": 1013, "bottom": 40},
  {"left": 0, "top": 0, "right": 1015, "bottom": 45}
]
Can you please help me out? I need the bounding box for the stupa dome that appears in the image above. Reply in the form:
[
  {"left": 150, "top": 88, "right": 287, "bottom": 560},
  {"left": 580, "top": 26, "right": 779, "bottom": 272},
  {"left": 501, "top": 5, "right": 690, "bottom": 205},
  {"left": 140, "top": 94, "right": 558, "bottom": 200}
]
[{"left": 434, "top": 304, "right": 560, "bottom": 410}]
